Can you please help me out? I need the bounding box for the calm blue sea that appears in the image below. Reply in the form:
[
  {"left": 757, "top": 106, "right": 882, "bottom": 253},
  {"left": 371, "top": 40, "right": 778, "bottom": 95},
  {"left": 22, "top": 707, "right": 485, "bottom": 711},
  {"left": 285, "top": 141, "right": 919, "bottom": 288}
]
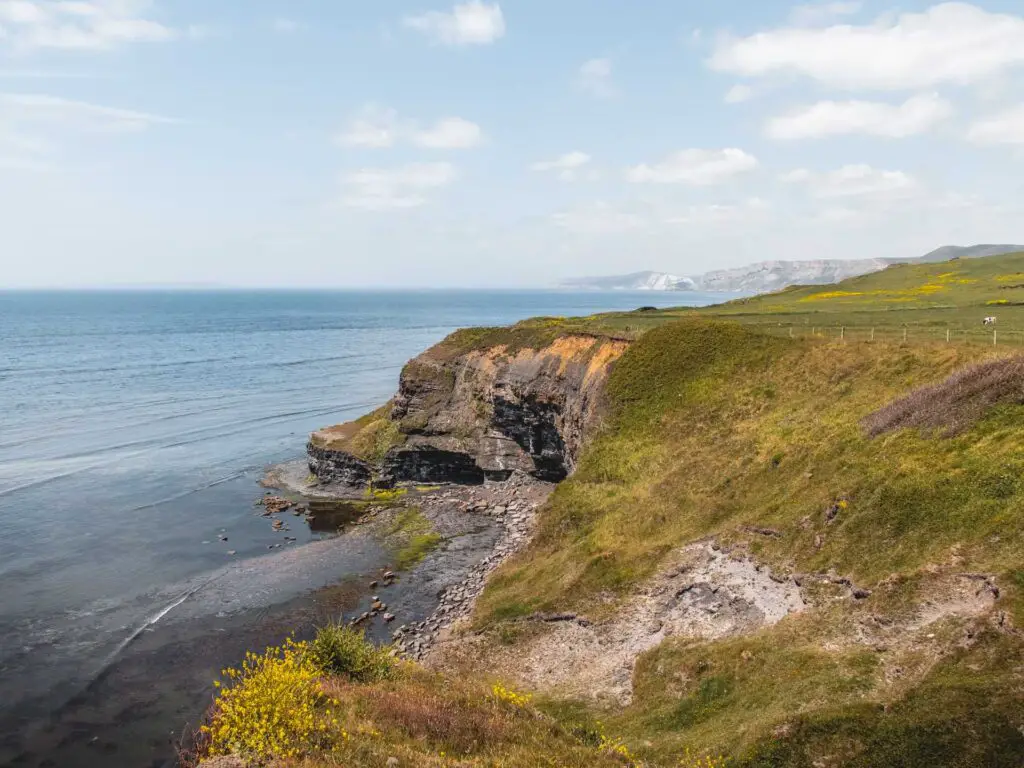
[{"left": 0, "top": 289, "right": 721, "bottom": 766}]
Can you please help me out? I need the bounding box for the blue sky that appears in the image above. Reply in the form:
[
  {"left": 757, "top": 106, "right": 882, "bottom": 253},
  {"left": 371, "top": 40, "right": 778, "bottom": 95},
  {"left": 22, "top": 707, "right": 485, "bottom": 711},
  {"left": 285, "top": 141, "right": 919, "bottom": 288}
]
[{"left": 2, "top": 0, "right": 1024, "bottom": 288}]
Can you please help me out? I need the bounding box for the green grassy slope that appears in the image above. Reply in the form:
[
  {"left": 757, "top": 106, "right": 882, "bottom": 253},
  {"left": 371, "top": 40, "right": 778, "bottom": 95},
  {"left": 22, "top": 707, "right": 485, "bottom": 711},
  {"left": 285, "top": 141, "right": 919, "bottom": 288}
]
[
  {"left": 598, "top": 250, "right": 1024, "bottom": 338},
  {"left": 464, "top": 253, "right": 1024, "bottom": 766},
  {"left": 212, "top": 252, "right": 1024, "bottom": 767}
]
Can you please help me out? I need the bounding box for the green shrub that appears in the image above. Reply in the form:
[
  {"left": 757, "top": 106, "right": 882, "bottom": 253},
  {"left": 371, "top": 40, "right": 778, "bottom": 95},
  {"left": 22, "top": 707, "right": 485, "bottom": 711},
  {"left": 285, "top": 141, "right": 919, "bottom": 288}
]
[{"left": 310, "top": 624, "right": 395, "bottom": 682}]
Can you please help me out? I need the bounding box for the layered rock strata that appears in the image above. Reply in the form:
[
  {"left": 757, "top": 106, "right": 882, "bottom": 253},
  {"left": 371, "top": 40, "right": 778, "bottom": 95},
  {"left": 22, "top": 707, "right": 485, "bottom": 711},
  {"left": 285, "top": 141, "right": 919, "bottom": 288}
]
[{"left": 308, "top": 333, "right": 628, "bottom": 487}]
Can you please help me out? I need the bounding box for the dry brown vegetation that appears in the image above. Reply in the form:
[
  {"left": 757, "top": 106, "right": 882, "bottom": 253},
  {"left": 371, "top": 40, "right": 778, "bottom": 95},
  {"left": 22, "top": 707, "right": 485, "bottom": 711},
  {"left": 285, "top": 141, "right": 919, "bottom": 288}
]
[{"left": 863, "top": 355, "right": 1024, "bottom": 436}]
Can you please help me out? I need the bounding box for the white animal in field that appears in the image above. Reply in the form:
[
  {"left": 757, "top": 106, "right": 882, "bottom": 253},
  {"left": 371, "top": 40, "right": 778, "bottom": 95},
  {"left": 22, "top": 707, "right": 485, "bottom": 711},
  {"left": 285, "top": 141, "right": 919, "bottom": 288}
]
[{"left": 983, "top": 316, "right": 997, "bottom": 326}]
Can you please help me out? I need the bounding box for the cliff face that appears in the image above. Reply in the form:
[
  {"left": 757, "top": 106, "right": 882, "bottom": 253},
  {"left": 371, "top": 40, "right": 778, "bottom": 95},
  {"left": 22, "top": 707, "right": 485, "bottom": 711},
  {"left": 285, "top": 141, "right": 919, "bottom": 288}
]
[
  {"left": 694, "top": 258, "right": 892, "bottom": 292},
  {"left": 308, "top": 334, "right": 628, "bottom": 487}
]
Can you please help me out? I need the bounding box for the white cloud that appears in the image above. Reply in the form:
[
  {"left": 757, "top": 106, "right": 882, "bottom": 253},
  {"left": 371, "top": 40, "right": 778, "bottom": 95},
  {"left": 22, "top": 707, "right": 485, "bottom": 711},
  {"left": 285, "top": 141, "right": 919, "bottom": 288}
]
[
  {"left": 766, "top": 93, "right": 953, "bottom": 139},
  {"left": 0, "top": 0, "right": 178, "bottom": 51},
  {"left": 626, "top": 148, "right": 758, "bottom": 185},
  {"left": 413, "top": 117, "right": 483, "bottom": 149},
  {"left": 784, "top": 164, "right": 919, "bottom": 198},
  {"left": 339, "top": 162, "right": 457, "bottom": 210},
  {"left": 967, "top": 104, "right": 1024, "bottom": 144},
  {"left": 335, "top": 105, "right": 482, "bottom": 150},
  {"left": 578, "top": 57, "right": 616, "bottom": 98},
  {"left": 335, "top": 105, "right": 399, "bottom": 149},
  {"left": 0, "top": 93, "right": 176, "bottom": 132},
  {"left": 724, "top": 84, "right": 753, "bottom": 104},
  {"left": 789, "top": 1, "right": 862, "bottom": 27},
  {"left": 403, "top": 1, "right": 505, "bottom": 46},
  {"left": 530, "top": 151, "right": 592, "bottom": 181},
  {"left": 709, "top": 3, "right": 1024, "bottom": 91},
  {"left": 0, "top": 92, "right": 174, "bottom": 172}
]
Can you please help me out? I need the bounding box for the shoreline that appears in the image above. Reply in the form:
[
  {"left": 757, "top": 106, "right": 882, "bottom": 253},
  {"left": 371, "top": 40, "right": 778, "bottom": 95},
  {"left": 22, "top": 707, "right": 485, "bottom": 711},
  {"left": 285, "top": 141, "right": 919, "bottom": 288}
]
[
  {"left": 264, "top": 458, "right": 553, "bottom": 660},
  {"left": 3, "top": 458, "right": 546, "bottom": 768},
  {"left": 2, "top": 453, "right": 551, "bottom": 768}
]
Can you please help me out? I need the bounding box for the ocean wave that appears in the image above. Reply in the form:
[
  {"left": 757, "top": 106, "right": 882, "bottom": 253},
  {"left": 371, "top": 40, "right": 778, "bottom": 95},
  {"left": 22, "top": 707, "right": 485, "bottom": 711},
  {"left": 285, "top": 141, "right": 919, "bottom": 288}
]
[{"left": 0, "top": 399, "right": 379, "bottom": 499}]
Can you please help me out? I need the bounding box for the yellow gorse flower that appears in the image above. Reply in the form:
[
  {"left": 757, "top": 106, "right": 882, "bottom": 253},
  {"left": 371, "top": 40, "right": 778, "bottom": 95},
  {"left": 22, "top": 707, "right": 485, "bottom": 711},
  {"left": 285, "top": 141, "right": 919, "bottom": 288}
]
[
  {"left": 680, "top": 747, "right": 730, "bottom": 767},
  {"left": 490, "top": 682, "right": 532, "bottom": 708},
  {"left": 203, "top": 637, "right": 346, "bottom": 761}
]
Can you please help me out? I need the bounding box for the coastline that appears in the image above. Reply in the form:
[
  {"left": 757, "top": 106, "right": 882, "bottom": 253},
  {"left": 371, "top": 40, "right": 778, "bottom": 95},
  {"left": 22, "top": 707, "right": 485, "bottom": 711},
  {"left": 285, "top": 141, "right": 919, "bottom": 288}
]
[
  {"left": 4, "top": 460, "right": 542, "bottom": 768},
  {"left": 266, "top": 458, "right": 554, "bottom": 660},
  {"left": 0, "top": 289, "right": 722, "bottom": 768}
]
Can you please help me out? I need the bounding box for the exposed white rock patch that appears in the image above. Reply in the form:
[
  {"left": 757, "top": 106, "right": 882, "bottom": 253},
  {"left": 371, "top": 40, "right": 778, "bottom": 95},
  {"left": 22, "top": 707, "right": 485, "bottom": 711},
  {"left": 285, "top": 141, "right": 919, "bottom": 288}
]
[{"left": 450, "top": 543, "right": 807, "bottom": 705}]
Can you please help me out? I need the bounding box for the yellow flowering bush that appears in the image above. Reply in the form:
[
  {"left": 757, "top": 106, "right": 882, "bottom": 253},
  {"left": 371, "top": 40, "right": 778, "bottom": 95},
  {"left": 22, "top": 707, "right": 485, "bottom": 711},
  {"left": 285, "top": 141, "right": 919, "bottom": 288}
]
[
  {"left": 490, "top": 682, "right": 532, "bottom": 708},
  {"left": 599, "top": 732, "right": 635, "bottom": 761},
  {"left": 680, "top": 747, "right": 730, "bottom": 767},
  {"left": 202, "top": 637, "right": 347, "bottom": 761}
]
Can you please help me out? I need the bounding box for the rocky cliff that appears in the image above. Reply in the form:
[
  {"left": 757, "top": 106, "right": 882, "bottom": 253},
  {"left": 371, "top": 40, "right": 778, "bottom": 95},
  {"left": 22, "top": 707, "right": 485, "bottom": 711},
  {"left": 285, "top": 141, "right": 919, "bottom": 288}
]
[
  {"left": 559, "top": 271, "right": 697, "bottom": 291},
  {"left": 559, "top": 245, "right": 1024, "bottom": 296},
  {"left": 308, "top": 331, "right": 628, "bottom": 488}
]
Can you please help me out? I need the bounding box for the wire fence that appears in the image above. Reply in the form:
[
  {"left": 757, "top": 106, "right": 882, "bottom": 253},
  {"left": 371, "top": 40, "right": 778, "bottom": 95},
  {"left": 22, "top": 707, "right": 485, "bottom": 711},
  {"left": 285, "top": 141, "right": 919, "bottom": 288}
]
[{"left": 752, "top": 324, "right": 1024, "bottom": 346}]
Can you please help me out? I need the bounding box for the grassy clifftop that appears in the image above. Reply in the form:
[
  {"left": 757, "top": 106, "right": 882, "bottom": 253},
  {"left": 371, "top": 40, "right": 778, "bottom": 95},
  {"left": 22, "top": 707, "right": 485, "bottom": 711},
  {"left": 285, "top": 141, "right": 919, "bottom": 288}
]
[
  {"left": 405, "top": 250, "right": 1024, "bottom": 359},
  {"left": 478, "top": 322, "right": 1023, "bottom": 618},
  {"left": 465, "top": 254, "right": 1024, "bottom": 765},
  {"left": 207, "top": 252, "right": 1024, "bottom": 767},
  {"left": 471, "top": 318, "right": 1024, "bottom": 764}
]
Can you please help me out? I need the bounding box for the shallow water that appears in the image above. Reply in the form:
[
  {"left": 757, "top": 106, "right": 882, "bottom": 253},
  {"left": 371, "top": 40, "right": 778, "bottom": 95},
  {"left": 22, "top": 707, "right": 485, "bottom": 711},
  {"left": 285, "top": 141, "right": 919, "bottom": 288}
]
[{"left": 0, "top": 289, "right": 721, "bottom": 767}]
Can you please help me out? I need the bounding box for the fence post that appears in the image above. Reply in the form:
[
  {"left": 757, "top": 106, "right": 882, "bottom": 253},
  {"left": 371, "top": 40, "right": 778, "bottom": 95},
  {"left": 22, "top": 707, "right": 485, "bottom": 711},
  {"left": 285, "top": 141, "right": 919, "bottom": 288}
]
[
  {"left": 870, "top": 328, "right": 874, "bottom": 342},
  {"left": 903, "top": 328, "right": 907, "bottom": 342},
  {"left": 789, "top": 326, "right": 794, "bottom": 338},
  {"left": 994, "top": 329, "right": 998, "bottom": 346},
  {"left": 841, "top": 326, "right": 845, "bottom": 341},
  {"left": 946, "top": 328, "right": 950, "bottom": 343}
]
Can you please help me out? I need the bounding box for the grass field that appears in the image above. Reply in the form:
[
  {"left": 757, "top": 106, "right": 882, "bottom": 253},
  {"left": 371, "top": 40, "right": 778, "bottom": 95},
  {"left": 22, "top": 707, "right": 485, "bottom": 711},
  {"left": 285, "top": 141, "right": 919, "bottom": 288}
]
[{"left": 503, "top": 250, "right": 1024, "bottom": 344}]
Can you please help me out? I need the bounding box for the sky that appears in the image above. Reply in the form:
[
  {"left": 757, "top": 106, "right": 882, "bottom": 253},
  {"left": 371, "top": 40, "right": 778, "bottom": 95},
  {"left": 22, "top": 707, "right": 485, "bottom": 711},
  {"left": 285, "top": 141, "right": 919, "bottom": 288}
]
[{"left": 1, "top": 0, "right": 1024, "bottom": 288}]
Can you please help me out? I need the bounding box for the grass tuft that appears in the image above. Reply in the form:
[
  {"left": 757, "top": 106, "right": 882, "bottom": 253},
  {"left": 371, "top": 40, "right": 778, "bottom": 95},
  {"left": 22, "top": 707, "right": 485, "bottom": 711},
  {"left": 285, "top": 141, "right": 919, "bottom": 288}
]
[
  {"left": 384, "top": 507, "right": 443, "bottom": 570},
  {"left": 309, "top": 624, "right": 395, "bottom": 683}
]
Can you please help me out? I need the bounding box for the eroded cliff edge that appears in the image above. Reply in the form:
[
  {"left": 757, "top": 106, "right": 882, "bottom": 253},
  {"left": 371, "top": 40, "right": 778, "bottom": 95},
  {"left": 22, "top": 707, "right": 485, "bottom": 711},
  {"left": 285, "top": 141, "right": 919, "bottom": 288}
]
[{"left": 307, "top": 328, "right": 629, "bottom": 488}]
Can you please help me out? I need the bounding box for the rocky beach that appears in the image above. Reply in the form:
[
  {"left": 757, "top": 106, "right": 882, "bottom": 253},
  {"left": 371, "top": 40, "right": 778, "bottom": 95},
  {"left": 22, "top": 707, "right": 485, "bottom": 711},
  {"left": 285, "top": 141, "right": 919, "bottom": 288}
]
[{"left": 267, "top": 458, "right": 552, "bottom": 661}]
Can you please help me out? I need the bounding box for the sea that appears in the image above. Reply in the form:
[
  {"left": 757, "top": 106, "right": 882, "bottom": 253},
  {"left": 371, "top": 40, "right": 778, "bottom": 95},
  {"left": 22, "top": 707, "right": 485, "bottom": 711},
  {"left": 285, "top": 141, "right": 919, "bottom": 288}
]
[{"left": 0, "top": 289, "right": 723, "bottom": 767}]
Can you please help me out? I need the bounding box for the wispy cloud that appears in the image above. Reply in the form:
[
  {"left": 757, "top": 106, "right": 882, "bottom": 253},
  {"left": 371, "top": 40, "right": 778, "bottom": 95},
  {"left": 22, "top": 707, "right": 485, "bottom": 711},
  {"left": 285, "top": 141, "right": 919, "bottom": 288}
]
[
  {"left": 0, "top": 93, "right": 177, "bottom": 132},
  {"left": 530, "top": 151, "right": 593, "bottom": 181},
  {"left": 724, "top": 84, "right": 753, "bottom": 104},
  {"left": 626, "top": 148, "right": 758, "bottom": 185},
  {"left": 0, "top": 0, "right": 180, "bottom": 52},
  {"left": 766, "top": 93, "right": 953, "bottom": 139},
  {"left": 968, "top": 104, "right": 1024, "bottom": 145},
  {"left": 335, "top": 105, "right": 483, "bottom": 150},
  {"left": 0, "top": 91, "right": 177, "bottom": 173},
  {"left": 709, "top": 3, "right": 1024, "bottom": 91},
  {"left": 403, "top": 1, "right": 505, "bottom": 46},
  {"left": 338, "top": 162, "right": 457, "bottom": 210},
  {"left": 577, "top": 58, "right": 616, "bottom": 99},
  {"left": 782, "top": 164, "right": 919, "bottom": 199}
]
